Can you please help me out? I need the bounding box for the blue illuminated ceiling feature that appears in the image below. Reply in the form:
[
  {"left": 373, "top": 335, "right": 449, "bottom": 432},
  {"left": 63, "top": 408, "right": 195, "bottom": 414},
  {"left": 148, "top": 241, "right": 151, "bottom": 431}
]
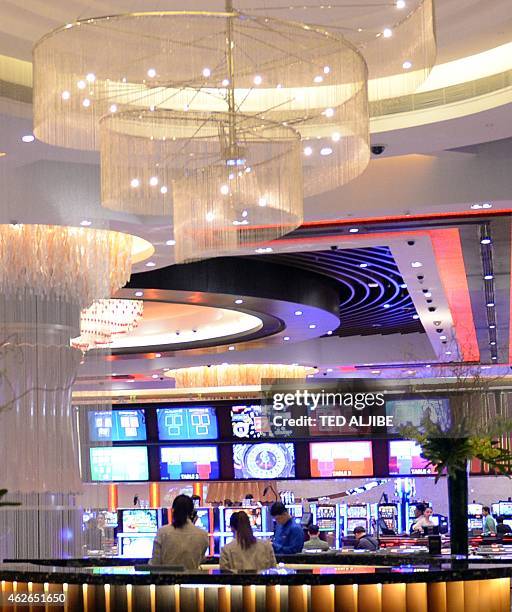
[{"left": 265, "top": 247, "right": 424, "bottom": 336}]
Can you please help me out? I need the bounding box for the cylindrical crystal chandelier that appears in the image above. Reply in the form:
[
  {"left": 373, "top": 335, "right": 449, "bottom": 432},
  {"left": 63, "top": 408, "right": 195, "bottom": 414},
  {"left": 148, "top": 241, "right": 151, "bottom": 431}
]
[
  {"left": 165, "top": 364, "right": 317, "bottom": 389},
  {"left": 72, "top": 298, "right": 144, "bottom": 351}
]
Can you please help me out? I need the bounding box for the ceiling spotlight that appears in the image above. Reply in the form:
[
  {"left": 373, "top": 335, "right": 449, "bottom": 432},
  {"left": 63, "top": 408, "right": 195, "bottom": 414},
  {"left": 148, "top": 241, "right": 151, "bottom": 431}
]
[
  {"left": 326, "top": 368, "right": 333, "bottom": 373},
  {"left": 61, "top": 90, "right": 71, "bottom": 100},
  {"left": 294, "top": 310, "right": 303, "bottom": 316},
  {"left": 85, "top": 72, "right": 96, "bottom": 82},
  {"left": 489, "top": 324, "right": 496, "bottom": 329},
  {"left": 130, "top": 178, "right": 140, "bottom": 188},
  {"left": 425, "top": 364, "right": 432, "bottom": 368},
  {"left": 82, "top": 98, "right": 91, "bottom": 107},
  {"left": 492, "top": 356, "right": 497, "bottom": 360},
  {"left": 484, "top": 274, "right": 494, "bottom": 280},
  {"left": 383, "top": 28, "right": 393, "bottom": 38},
  {"left": 396, "top": 0, "right": 406, "bottom": 8},
  {"left": 241, "top": 209, "right": 248, "bottom": 218},
  {"left": 323, "top": 65, "right": 331, "bottom": 74},
  {"left": 331, "top": 132, "right": 341, "bottom": 142},
  {"left": 480, "top": 237, "right": 491, "bottom": 245},
  {"left": 202, "top": 67, "right": 211, "bottom": 77},
  {"left": 320, "top": 147, "right": 333, "bottom": 156},
  {"left": 160, "top": 185, "right": 168, "bottom": 194},
  {"left": 383, "top": 304, "right": 391, "bottom": 309},
  {"left": 166, "top": 239, "right": 176, "bottom": 246},
  {"left": 147, "top": 68, "right": 157, "bottom": 77},
  {"left": 411, "top": 261, "right": 423, "bottom": 268},
  {"left": 487, "top": 301, "right": 495, "bottom": 307},
  {"left": 412, "top": 314, "right": 420, "bottom": 320},
  {"left": 234, "top": 298, "right": 244, "bottom": 304},
  {"left": 21, "top": 134, "right": 35, "bottom": 143},
  {"left": 145, "top": 261, "right": 156, "bottom": 267},
  {"left": 149, "top": 176, "right": 159, "bottom": 186},
  {"left": 220, "top": 184, "right": 230, "bottom": 195},
  {"left": 205, "top": 211, "right": 215, "bottom": 222},
  {"left": 309, "top": 323, "right": 317, "bottom": 329},
  {"left": 77, "top": 80, "right": 86, "bottom": 89},
  {"left": 400, "top": 283, "right": 407, "bottom": 289},
  {"left": 152, "top": 374, "right": 159, "bottom": 379},
  {"left": 368, "top": 283, "right": 379, "bottom": 288},
  {"left": 258, "top": 197, "right": 267, "bottom": 207},
  {"left": 253, "top": 75, "right": 263, "bottom": 85},
  {"left": 222, "top": 78, "right": 230, "bottom": 86},
  {"left": 109, "top": 104, "right": 118, "bottom": 113},
  {"left": 135, "top": 291, "right": 144, "bottom": 297},
  {"left": 424, "top": 291, "right": 432, "bottom": 298},
  {"left": 349, "top": 228, "right": 359, "bottom": 233},
  {"left": 313, "top": 75, "right": 324, "bottom": 83},
  {"left": 283, "top": 336, "right": 290, "bottom": 341},
  {"left": 324, "top": 107, "right": 334, "bottom": 117},
  {"left": 470, "top": 204, "right": 482, "bottom": 210},
  {"left": 371, "top": 370, "right": 381, "bottom": 375},
  {"left": 359, "top": 263, "right": 368, "bottom": 268},
  {"left": 304, "top": 146, "right": 313, "bottom": 156},
  {"left": 228, "top": 346, "right": 235, "bottom": 351},
  {"left": 445, "top": 351, "right": 452, "bottom": 356},
  {"left": 490, "top": 341, "right": 496, "bottom": 346},
  {"left": 402, "top": 60, "right": 412, "bottom": 70},
  {"left": 326, "top": 330, "right": 333, "bottom": 335}
]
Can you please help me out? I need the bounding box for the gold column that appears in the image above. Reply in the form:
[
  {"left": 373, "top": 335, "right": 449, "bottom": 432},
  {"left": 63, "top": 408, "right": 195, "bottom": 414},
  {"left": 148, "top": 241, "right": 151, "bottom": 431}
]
[
  {"left": 358, "top": 584, "right": 382, "bottom": 612},
  {"left": 335, "top": 585, "right": 357, "bottom": 612},
  {"left": 288, "top": 585, "right": 308, "bottom": 612},
  {"left": 446, "top": 581, "right": 464, "bottom": 612},
  {"left": 265, "top": 585, "right": 280, "bottom": 612},
  {"left": 405, "top": 583, "right": 427, "bottom": 612},
  {"left": 218, "top": 586, "right": 231, "bottom": 612},
  {"left": 311, "top": 585, "right": 334, "bottom": 612},
  {"left": 427, "top": 582, "right": 447, "bottom": 612},
  {"left": 242, "top": 585, "right": 256, "bottom": 612},
  {"left": 382, "top": 583, "right": 406, "bottom": 612}
]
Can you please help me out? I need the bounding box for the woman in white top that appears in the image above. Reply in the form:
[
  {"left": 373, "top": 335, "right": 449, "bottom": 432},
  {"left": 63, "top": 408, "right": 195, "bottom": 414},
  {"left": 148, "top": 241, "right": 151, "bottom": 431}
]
[
  {"left": 220, "top": 511, "right": 277, "bottom": 572},
  {"left": 411, "top": 504, "right": 434, "bottom": 533},
  {"left": 150, "top": 494, "right": 209, "bottom": 569}
]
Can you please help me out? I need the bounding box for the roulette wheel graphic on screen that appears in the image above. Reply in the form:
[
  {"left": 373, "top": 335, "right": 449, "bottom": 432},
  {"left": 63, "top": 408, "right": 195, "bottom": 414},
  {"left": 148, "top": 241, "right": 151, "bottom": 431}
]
[{"left": 236, "top": 443, "right": 295, "bottom": 479}]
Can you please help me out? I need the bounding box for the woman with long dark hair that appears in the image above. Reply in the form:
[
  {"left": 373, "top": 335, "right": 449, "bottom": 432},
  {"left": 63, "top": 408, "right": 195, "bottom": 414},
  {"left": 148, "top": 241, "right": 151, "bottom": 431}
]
[
  {"left": 220, "top": 511, "right": 276, "bottom": 571},
  {"left": 150, "top": 494, "right": 209, "bottom": 568}
]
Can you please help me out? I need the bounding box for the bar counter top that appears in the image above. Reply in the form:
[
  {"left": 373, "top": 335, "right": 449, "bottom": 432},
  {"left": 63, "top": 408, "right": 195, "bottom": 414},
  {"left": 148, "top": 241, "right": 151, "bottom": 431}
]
[{"left": 2, "top": 561, "right": 512, "bottom": 586}]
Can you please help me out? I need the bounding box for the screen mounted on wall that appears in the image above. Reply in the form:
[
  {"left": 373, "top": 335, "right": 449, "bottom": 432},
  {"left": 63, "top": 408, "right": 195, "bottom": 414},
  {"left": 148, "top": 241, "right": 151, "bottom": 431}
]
[
  {"left": 233, "top": 443, "right": 295, "bottom": 479},
  {"left": 309, "top": 441, "right": 373, "bottom": 477},
  {"left": 159, "top": 446, "right": 220, "bottom": 480},
  {"left": 157, "top": 407, "right": 218, "bottom": 441}
]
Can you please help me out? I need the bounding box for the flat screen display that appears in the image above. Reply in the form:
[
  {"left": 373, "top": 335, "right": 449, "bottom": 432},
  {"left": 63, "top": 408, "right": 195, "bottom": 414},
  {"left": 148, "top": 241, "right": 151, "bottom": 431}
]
[
  {"left": 347, "top": 505, "right": 367, "bottom": 518},
  {"left": 316, "top": 505, "right": 336, "bottom": 519},
  {"left": 159, "top": 446, "right": 219, "bottom": 480},
  {"left": 347, "top": 518, "right": 367, "bottom": 531},
  {"left": 309, "top": 441, "right": 373, "bottom": 477},
  {"left": 468, "top": 504, "right": 483, "bottom": 515},
  {"left": 89, "top": 446, "right": 149, "bottom": 481},
  {"left": 157, "top": 407, "right": 218, "bottom": 441},
  {"left": 118, "top": 535, "right": 155, "bottom": 558},
  {"left": 88, "top": 409, "right": 147, "bottom": 442},
  {"left": 120, "top": 509, "right": 158, "bottom": 533},
  {"left": 499, "top": 502, "right": 512, "bottom": 515},
  {"left": 468, "top": 518, "right": 483, "bottom": 530},
  {"left": 232, "top": 443, "right": 295, "bottom": 479},
  {"left": 194, "top": 509, "right": 211, "bottom": 533},
  {"left": 224, "top": 507, "right": 263, "bottom": 531},
  {"left": 231, "top": 404, "right": 270, "bottom": 439},
  {"left": 388, "top": 440, "right": 435, "bottom": 475},
  {"left": 385, "top": 398, "right": 450, "bottom": 433}
]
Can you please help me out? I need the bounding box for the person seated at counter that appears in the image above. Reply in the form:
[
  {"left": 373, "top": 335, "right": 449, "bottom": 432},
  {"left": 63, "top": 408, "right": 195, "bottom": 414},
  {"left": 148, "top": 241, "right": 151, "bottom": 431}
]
[
  {"left": 84, "top": 518, "right": 103, "bottom": 551},
  {"left": 482, "top": 506, "right": 497, "bottom": 535},
  {"left": 270, "top": 501, "right": 305, "bottom": 554},
  {"left": 220, "top": 511, "right": 277, "bottom": 571},
  {"left": 353, "top": 526, "right": 379, "bottom": 551},
  {"left": 302, "top": 525, "right": 330, "bottom": 551},
  {"left": 411, "top": 503, "right": 434, "bottom": 533},
  {"left": 496, "top": 516, "right": 512, "bottom": 535},
  {"left": 150, "top": 494, "right": 209, "bottom": 569}
]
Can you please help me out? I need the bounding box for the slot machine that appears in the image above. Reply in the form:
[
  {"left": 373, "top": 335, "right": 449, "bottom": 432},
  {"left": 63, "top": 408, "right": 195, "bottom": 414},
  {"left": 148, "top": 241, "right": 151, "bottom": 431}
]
[
  {"left": 286, "top": 504, "right": 304, "bottom": 525},
  {"left": 193, "top": 507, "right": 215, "bottom": 555},
  {"left": 346, "top": 504, "right": 369, "bottom": 536},
  {"left": 219, "top": 506, "right": 268, "bottom": 548},
  {"left": 467, "top": 503, "right": 484, "bottom": 534},
  {"left": 311, "top": 503, "right": 340, "bottom": 548},
  {"left": 116, "top": 508, "right": 164, "bottom": 558},
  {"left": 378, "top": 503, "right": 398, "bottom": 534}
]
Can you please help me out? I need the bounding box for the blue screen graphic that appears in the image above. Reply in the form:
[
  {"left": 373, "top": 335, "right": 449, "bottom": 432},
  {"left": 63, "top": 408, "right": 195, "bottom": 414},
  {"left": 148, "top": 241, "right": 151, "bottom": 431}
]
[
  {"left": 157, "top": 407, "right": 218, "bottom": 441},
  {"left": 88, "top": 409, "right": 146, "bottom": 442},
  {"left": 159, "top": 446, "right": 220, "bottom": 480}
]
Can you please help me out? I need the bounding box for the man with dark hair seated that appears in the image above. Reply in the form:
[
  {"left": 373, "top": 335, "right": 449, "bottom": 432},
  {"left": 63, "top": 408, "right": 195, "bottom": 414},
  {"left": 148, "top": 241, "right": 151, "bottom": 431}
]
[
  {"left": 496, "top": 516, "right": 512, "bottom": 536},
  {"left": 303, "top": 525, "right": 330, "bottom": 551},
  {"left": 353, "top": 526, "right": 379, "bottom": 551},
  {"left": 270, "top": 502, "right": 304, "bottom": 554}
]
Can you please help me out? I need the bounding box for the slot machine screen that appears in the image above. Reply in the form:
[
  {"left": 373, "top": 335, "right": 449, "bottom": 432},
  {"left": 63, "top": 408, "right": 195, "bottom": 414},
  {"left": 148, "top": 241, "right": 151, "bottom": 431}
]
[
  {"left": 504, "top": 520, "right": 512, "bottom": 529},
  {"left": 194, "top": 509, "right": 211, "bottom": 533},
  {"left": 119, "top": 535, "right": 155, "bottom": 558},
  {"left": 499, "top": 502, "right": 512, "bottom": 515},
  {"left": 88, "top": 409, "right": 147, "bottom": 442},
  {"left": 231, "top": 404, "right": 270, "bottom": 439},
  {"left": 309, "top": 441, "right": 373, "bottom": 477},
  {"left": 104, "top": 511, "right": 118, "bottom": 528},
  {"left": 468, "top": 504, "right": 483, "bottom": 515},
  {"left": 316, "top": 505, "right": 336, "bottom": 530},
  {"left": 224, "top": 507, "right": 263, "bottom": 531},
  {"left": 89, "top": 446, "right": 149, "bottom": 481},
  {"left": 233, "top": 443, "right": 295, "bottom": 479},
  {"left": 287, "top": 505, "right": 304, "bottom": 518},
  {"left": 347, "top": 518, "right": 367, "bottom": 531},
  {"left": 468, "top": 518, "right": 483, "bottom": 530},
  {"left": 120, "top": 509, "right": 158, "bottom": 533},
  {"left": 300, "top": 512, "right": 313, "bottom": 527},
  {"left": 388, "top": 440, "right": 435, "bottom": 475},
  {"left": 159, "top": 446, "right": 220, "bottom": 480},
  {"left": 347, "top": 506, "right": 367, "bottom": 518},
  {"left": 157, "top": 407, "right": 218, "bottom": 441}
]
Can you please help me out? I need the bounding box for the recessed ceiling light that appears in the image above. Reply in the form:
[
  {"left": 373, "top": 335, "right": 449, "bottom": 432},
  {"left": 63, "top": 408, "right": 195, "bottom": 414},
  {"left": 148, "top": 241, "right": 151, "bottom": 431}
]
[
  {"left": 86, "top": 72, "right": 96, "bottom": 82},
  {"left": 424, "top": 291, "right": 432, "bottom": 298},
  {"left": 324, "top": 107, "right": 334, "bottom": 117},
  {"left": 294, "top": 310, "right": 303, "bottom": 316},
  {"left": 61, "top": 90, "right": 71, "bottom": 100},
  {"left": 135, "top": 291, "right": 144, "bottom": 297},
  {"left": 308, "top": 323, "right": 317, "bottom": 329},
  {"left": 383, "top": 304, "right": 390, "bottom": 309},
  {"left": 425, "top": 364, "right": 432, "bottom": 368},
  {"left": 490, "top": 341, "right": 496, "bottom": 346},
  {"left": 470, "top": 204, "right": 482, "bottom": 210},
  {"left": 80, "top": 219, "right": 92, "bottom": 226},
  {"left": 323, "top": 66, "right": 330, "bottom": 74},
  {"left": 331, "top": 132, "right": 341, "bottom": 142},
  {"left": 439, "top": 335, "right": 447, "bottom": 340},
  {"left": 206, "top": 211, "right": 215, "bottom": 222},
  {"left": 149, "top": 176, "right": 159, "bottom": 186},
  {"left": 368, "top": 283, "right": 379, "bottom": 288},
  {"left": 155, "top": 353, "right": 162, "bottom": 358},
  {"left": 383, "top": 28, "right": 393, "bottom": 38},
  {"left": 147, "top": 68, "right": 157, "bottom": 77},
  {"left": 130, "top": 178, "right": 140, "bottom": 188},
  {"left": 146, "top": 261, "right": 156, "bottom": 267},
  {"left": 151, "top": 373, "right": 159, "bottom": 379},
  {"left": 304, "top": 146, "right": 313, "bottom": 156},
  {"left": 77, "top": 80, "right": 86, "bottom": 89},
  {"left": 283, "top": 336, "right": 290, "bottom": 341},
  {"left": 109, "top": 104, "right": 118, "bottom": 113},
  {"left": 253, "top": 75, "right": 263, "bottom": 85},
  {"left": 400, "top": 283, "right": 407, "bottom": 289},
  {"left": 480, "top": 237, "right": 491, "bottom": 245},
  {"left": 313, "top": 75, "right": 323, "bottom": 83},
  {"left": 371, "top": 370, "right": 381, "bottom": 374},
  {"left": 487, "top": 302, "right": 495, "bottom": 307},
  {"left": 402, "top": 60, "right": 412, "bottom": 70},
  {"left": 411, "top": 261, "right": 423, "bottom": 268},
  {"left": 412, "top": 314, "right": 420, "bottom": 319},
  {"left": 492, "top": 356, "right": 497, "bottom": 360},
  {"left": 228, "top": 346, "right": 235, "bottom": 351},
  {"left": 21, "top": 134, "right": 35, "bottom": 143},
  {"left": 222, "top": 78, "right": 230, "bottom": 87},
  {"left": 202, "top": 67, "right": 211, "bottom": 77},
  {"left": 258, "top": 197, "right": 267, "bottom": 207},
  {"left": 234, "top": 298, "right": 244, "bottom": 304},
  {"left": 326, "top": 330, "right": 333, "bottom": 335},
  {"left": 359, "top": 263, "right": 368, "bottom": 268},
  {"left": 396, "top": 0, "right": 406, "bottom": 7},
  {"left": 166, "top": 239, "right": 176, "bottom": 246},
  {"left": 349, "top": 227, "right": 359, "bottom": 233},
  {"left": 445, "top": 351, "right": 452, "bottom": 356},
  {"left": 320, "top": 147, "right": 333, "bottom": 156},
  {"left": 484, "top": 274, "right": 494, "bottom": 280},
  {"left": 326, "top": 368, "right": 333, "bottom": 373},
  {"left": 220, "top": 184, "right": 229, "bottom": 195},
  {"left": 82, "top": 98, "right": 91, "bottom": 107},
  {"left": 489, "top": 324, "right": 496, "bottom": 329}
]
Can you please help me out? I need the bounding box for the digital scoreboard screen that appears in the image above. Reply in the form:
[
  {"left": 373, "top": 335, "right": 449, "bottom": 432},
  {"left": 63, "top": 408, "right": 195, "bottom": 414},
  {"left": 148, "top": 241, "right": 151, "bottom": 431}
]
[
  {"left": 88, "top": 409, "right": 147, "bottom": 442},
  {"left": 309, "top": 441, "right": 373, "bottom": 477},
  {"left": 159, "top": 446, "right": 220, "bottom": 480},
  {"left": 233, "top": 443, "right": 295, "bottom": 479},
  {"left": 89, "top": 446, "right": 149, "bottom": 481},
  {"left": 157, "top": 407, "right": 218, "bottom": 441},
  {"left": 388, "top": 440, "right": 435, "bottom": 475},
  {"left": 231, "top": 404, "right": 270, "bottom": 439}
]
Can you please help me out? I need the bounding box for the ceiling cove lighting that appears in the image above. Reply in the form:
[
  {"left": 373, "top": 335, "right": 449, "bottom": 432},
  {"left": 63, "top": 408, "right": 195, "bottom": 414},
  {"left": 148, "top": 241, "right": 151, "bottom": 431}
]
[{"left": 33, "top": 2, "right": 436, "bottom": 263}]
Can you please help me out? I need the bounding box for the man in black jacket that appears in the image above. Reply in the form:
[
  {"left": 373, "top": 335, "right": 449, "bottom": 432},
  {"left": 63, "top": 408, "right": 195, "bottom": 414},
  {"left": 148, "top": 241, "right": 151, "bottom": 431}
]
[{"left": 353, "top": 526, "right": 379, "bottom": 551}]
